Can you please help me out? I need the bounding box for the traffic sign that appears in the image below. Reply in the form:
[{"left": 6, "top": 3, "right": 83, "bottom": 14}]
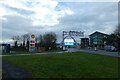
[{"left": 29, "top": 34, "right": 36, "bottom": 52}]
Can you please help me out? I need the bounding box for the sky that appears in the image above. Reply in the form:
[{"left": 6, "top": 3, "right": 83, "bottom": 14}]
[{"left": 0, "top": 0, "right": 119, "bottom": 44}]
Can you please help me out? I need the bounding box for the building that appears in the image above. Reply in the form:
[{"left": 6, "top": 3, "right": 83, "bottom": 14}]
[
  {"left": 80, "top": 38, "right": 89, "bottom": 48},
  {"left": 89, "top": 31, "right": 108, "bottom": 49},
  {"left": 0, "top": 44, "right": 11, "bottom": 53}
]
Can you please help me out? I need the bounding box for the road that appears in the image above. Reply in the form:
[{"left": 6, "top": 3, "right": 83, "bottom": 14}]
[
  {"left": 0, "top": 51, "right": 64, "bottom": 57},
  {"left": 1, "top": 48, "right": 120, "bottom": 57},
  {"left": 67, "top": 48, "right": 120, "bottom": 57}
]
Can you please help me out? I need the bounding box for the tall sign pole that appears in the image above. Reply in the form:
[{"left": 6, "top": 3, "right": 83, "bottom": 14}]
[{"left": 29, "top": 34, "right": 36, "bottom": 52}]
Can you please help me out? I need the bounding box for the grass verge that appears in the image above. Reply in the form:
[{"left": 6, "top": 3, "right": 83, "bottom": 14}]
[{"left": 3, "top": 52, "right": 118, "bottom": 78}]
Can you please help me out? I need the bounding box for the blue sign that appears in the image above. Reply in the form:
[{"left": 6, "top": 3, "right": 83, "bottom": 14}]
[{"left": 64, "top": 42, "right": 74, "bottom": 46}]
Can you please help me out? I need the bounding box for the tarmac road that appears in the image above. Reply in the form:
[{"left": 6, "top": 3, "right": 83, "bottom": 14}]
[
  {"left": 1, "top": 48, "right": 119, "bottom": 58},
  {"left": 67, "top": 48, "right": 120, "bottom": 57}
]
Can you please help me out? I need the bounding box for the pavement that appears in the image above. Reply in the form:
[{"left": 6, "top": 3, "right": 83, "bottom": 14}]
[{"left": 2, "top": 60, "right": 32, "bottom": 79}]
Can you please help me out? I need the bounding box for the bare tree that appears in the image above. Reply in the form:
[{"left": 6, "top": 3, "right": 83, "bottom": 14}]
[
  {"left": 38, "top": 34, "right": 45, "bottom": 48},
  {"left": 114, "top": 25, "right": 120, "bottom": 51},
  {"left": 21, "top": 34, "right": 30, "bottom": 50},
  {"left": 12, "top": 35, "right": 21, "bottom": 47}
]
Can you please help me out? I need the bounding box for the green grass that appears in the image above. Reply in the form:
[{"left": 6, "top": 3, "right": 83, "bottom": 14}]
[{"left": 3, "top": 52, "right": 118, "bottom": 78}]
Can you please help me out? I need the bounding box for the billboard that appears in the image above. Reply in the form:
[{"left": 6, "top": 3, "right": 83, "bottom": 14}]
[
  {"left": 64, "top": 39, "right": 74, "bottom": 46},
  {"left": 69, "top": 31, "right": 84, "bottom": 36},
  {"left": 63, "top": 31, "right": 84, "bottom": 36},
  {"left": 64, "top": 39, "right": 74, "bottom": 42},
  {"left": 29, "top": 34, "right": 36, "bottom": 52},
  {"left": 64, "top": 42, "right": 74, "bottom": 46}
]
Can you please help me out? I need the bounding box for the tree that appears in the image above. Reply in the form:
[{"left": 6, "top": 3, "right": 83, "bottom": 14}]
[
  {"left": 43, "top": 32, "right": 57, "bottom": 50},
  {"left": 12, "top": 35, "right": 21, "bottom": 47},
  {"left": 105, "top": 34, "right": 117, "bottom": 46},
  {"left": 22, "top": 34, "right": 30, "bottom": 47},
  {"left": 11, "top": 34, "right": 30, "bottom": 51},
  {"left": 21, "top": 34, "right": 30, "bottom": 51},
  {"left": 114, "top": 25, "right": 120, "bottom": 51},
  {"left": 105, "top": 25, "right": 120, "bottom": 51},
  {"left": 38, "top": 35, "right": 45, "bottom": 49}
]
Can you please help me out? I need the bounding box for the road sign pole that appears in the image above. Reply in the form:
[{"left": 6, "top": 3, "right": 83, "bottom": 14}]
[{"left": 29, "top": 34, "right": 36, "bottom": 52}]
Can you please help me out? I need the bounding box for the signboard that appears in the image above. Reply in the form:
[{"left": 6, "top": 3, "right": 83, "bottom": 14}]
[
  {"left": 63, "top": 31, "right": 84, "bottom": 36},
  {"left": 64, "top": 42, "right": 74, "bottom": 46},
  {"left": 64, "top": 39, "right": 74, "bottom": 42},
  {"left": 69, "top": 31, "right": 84, "bottom": 36},
  {"left": 64, "top": 39, "right": 74, "bottom": 46},
  {"left": 29, "top": 34, "right": 36, "bottom": 52}
]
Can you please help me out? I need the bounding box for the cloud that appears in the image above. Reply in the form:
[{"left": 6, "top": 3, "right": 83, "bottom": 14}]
[
  {"left": 56, "top": 0, "right": 119, "bottom": 2},
  {"left": 0, "top": 1, "right": 118, "bottom": 43},
  {"left": 58, "top": 2, "right": 118, "bottom": 35},
  {"left": 1, "top": 0, "right": 74, "bottom": 26}
]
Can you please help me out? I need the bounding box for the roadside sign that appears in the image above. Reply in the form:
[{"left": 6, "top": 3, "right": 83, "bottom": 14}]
[
  {"left": 31, "top": 34, "right": 35, "bottom": 38},
  {"left": 29, "top": 34, "right": 36, "bottom": 52},
  {"left": 64, "top": 42, "right": 74, "bottom": 46}
]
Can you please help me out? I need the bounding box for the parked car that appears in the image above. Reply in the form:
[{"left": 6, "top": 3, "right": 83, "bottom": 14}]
[{"left": 104, "top": 45, "right": 117, "bottom": 52}]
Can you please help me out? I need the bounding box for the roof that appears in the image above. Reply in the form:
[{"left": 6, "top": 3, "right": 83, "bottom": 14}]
[
  {"left": 0, "top": 44, "right": 10, "bottom": 46},
  {"left": 89, "top": 31, "right": 108, "bottom": 36},
  {"left": 80, "top": 38, "right": 89, "bottom": 39}
]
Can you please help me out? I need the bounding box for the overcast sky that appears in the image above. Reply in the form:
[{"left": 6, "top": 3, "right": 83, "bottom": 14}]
[{"left": 0, "top": 0, "right": 119, "bottom": 44}]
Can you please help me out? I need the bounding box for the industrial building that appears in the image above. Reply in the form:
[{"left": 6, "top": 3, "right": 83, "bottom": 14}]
[
  {"left": 80, "top": 38, "right": 89, "bottom": 48},
  {"left": 89, "top": 31, "right": 108, "bottom": 49},
  {"left": 0, "top": 44, "right": 10, "bottom": 53}
]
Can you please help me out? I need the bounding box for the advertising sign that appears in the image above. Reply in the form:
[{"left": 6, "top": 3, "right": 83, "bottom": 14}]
[
  {"left": 63, "top": 31, "right": 84, "bottom": 36},
  {"left": 64, "top": 39, "right": 74, "bottom": 46},
  {"left": 64, "top": 39, "right": 74, "bottom": 42},
  {"left": 31, "top": 34, "right": 35, "bottom": 38},
  {"left": 29, "top": 34, "right": 36, "bottom": 52},
  {"left": 69, "top": 31, "right": 84, "bottom": 36},
  {"left": 64, "top": 42, "right": 74, "bottom": 46}
]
